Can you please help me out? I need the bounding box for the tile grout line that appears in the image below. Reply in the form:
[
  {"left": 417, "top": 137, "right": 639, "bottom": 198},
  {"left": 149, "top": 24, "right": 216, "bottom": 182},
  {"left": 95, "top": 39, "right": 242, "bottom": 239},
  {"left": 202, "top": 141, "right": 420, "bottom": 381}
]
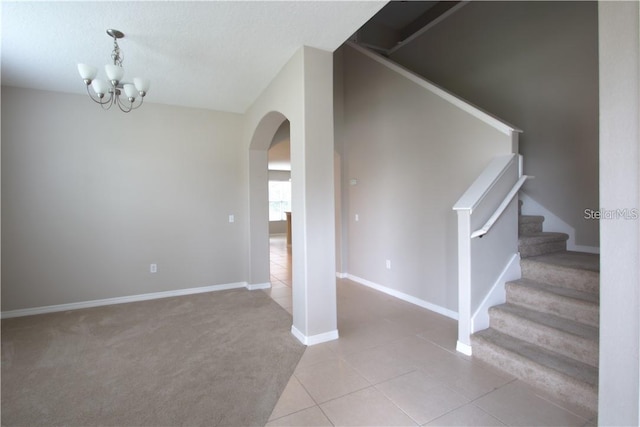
[
  {"left": 293, "top": 372, "right": 337, "bottom": 426},
  {"left": 268, "top": 235, "right": 588, "bottom": 426},
  {"left": 370, "top": 370, "right": 425, "bottom": 427}
]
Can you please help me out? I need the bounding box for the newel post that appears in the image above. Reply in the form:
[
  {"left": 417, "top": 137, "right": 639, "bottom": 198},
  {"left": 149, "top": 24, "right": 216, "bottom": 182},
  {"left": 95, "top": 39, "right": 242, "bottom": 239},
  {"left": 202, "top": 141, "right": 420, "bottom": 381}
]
[{"left": 456, "top": 209, "right": 473, "bottom": 356}]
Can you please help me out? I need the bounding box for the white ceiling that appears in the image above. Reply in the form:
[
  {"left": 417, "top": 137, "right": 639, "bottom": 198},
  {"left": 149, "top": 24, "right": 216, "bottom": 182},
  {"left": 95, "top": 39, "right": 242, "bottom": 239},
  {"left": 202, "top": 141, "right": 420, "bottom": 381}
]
[{"left": 1, "top": 1, "right": 385, "bottom": 113}]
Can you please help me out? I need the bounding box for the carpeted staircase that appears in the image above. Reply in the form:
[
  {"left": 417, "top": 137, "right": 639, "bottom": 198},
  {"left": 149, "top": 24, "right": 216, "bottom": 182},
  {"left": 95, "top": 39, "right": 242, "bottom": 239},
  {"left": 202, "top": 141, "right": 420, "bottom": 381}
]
[{"left": 472, "top": 201, "right": 599, "bottom": 416}]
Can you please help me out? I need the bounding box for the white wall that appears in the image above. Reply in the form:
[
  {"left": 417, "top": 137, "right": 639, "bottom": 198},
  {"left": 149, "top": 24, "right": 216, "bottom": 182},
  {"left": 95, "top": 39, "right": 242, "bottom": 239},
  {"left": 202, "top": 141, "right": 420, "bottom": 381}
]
[
  {"left": 1, "top": 86, "right": 246, "bottom": 312},
  {"left": 244, "top": 46, "right": 338, "bottom": 344},
  {"left": 334, "top": 48, "right": 347, "bottom": 276},
  {"left": 340, "top": 45, "right": 513, "bottom": 313},
  {"left": 598, "top": 2, "right": 640, "bottom": 424},
  {"left": 390, "top": 1, "right": 599, "bottom": 248}
]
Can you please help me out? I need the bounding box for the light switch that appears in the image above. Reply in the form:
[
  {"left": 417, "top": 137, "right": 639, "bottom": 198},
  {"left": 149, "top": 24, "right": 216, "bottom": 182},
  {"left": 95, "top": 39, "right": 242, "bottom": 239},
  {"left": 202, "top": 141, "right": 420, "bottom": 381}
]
[{"left": 229, "top": 214, "right": 235, "bottom": 223}]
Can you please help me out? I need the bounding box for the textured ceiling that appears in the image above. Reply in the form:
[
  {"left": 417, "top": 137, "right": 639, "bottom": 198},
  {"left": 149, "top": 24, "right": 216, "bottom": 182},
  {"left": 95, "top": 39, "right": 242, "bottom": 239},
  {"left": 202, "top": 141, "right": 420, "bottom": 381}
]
[{"left": 1, "top": 1, "right": 385, "bottom": 113}]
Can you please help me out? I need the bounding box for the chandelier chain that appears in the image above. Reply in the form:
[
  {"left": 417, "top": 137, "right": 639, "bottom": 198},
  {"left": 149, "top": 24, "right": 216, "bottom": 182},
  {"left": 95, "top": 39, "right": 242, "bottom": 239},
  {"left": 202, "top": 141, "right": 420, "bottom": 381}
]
[{"left": 111, "top": 37, "right": 123, "bottom": 67}]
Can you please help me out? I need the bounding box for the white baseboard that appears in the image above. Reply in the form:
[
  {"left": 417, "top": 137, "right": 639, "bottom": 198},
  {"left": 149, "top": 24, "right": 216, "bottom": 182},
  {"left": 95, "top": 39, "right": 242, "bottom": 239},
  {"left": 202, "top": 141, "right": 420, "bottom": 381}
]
[
  {"left": 346, "top": 274, "right": 458, "bottom": 320},
  {"left": 456, "top": 340, "right": 473, "bottom": 356},
  {"left": 471, "top": 253, "right": 521, "bottom": 333},
  {"left": 336, "top": 272, "right": 348, "bottom": 279},
  {"left": 246, "top": 282, "right": 271, "bottom": 290},
  {"left": 570, "top": 244, "right": 600, "bottom": 254},
  {"left": 291, "top": 325, "right": 339, "bottom": 346},
  {"left": 1, "top": 282, "right": 249, "bottom": 319}
]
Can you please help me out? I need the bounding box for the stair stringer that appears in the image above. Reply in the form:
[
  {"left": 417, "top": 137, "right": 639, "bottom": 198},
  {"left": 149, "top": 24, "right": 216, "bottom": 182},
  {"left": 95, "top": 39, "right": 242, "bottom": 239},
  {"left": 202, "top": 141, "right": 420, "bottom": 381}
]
[{"left": 470, "top": 252, "right": 520, "bottom": 333}]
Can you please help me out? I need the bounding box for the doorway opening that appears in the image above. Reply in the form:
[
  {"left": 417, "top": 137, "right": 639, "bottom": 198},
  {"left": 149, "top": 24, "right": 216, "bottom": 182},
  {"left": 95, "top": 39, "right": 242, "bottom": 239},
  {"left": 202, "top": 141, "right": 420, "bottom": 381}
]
[{"left": 266, "top": 120, "right": 292, "bottom": 313}]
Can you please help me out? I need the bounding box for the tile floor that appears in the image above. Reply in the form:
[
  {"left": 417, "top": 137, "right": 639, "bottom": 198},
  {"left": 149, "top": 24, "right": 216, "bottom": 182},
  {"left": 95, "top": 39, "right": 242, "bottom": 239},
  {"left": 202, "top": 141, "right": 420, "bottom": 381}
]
[{"left": 263, "top": 235, "right": 596, "bottom": 427}]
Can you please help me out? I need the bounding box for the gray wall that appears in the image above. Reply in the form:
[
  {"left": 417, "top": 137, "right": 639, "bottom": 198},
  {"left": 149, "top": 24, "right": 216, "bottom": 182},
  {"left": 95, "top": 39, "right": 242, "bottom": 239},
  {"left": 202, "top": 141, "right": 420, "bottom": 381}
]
[
  {"left": 340, "top": 45, "right": 512, "bottom": 312},
  {"left": 2, "top": 86, "right": 246, "bottom": 311},
  {"left": 390, "top": 1, "right": 599, "bottom": 248}
]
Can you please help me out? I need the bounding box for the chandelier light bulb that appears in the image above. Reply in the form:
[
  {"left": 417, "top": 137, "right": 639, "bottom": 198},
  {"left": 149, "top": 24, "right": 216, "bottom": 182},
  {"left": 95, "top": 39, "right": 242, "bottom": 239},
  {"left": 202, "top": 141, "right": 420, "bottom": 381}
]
[
  {"left": 77, "top": 29, "right": 149, "bottom": 113},
  {"left": 133, "top": 77, "right": 150, "bottom": 96},
  {"left": 77, "top": 63, "right": 97, "bottom": 84},
  {"left": 123, "top": 84, "right": 138, "bottom": 101},
  {"left": 91, "top": 79, "right": 109, "bottom": 98},
  {"left": 104, "top": 64, "right": 124, "bottom": 86}
]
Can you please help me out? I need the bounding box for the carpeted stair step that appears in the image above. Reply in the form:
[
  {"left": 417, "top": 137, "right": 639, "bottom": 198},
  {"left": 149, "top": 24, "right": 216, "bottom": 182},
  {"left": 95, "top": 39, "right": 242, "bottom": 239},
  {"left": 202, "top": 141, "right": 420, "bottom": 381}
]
[
  {"left": 489, "top": 303, "right": 599, "bottom": 367},
  {"left": 472, "top": 328, "right": 598, "bottom": 416},
  {"left": 521, "top": 251, "right": 599, "bottom": 295},
  {"left": 519, "top": 232, "right": 568, "bottom": 258},
  {"left": 519, "top": 215, "right": 544, "bottom": 235},
  {"left": 506, "top": 278, "right": 599, "bottom": 327}
]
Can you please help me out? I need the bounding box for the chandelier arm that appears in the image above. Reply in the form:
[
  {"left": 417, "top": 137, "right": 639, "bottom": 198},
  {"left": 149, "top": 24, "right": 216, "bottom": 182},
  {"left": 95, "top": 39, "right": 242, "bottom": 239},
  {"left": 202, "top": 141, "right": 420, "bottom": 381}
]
[
  {"left": 101, "top": 100, "right": 114, "bottom": 110},
  {"left": 116, "top": 92, "right": 144, "bottom": 112},
  {"left": 130, "top": 96, "right": 144, "bottom": 110},
  {"left": 85, "top": 85, "right": 114, "bottom": 107},
  {"left": 115, "top": 95, "right": 134, "bottom": 113}
]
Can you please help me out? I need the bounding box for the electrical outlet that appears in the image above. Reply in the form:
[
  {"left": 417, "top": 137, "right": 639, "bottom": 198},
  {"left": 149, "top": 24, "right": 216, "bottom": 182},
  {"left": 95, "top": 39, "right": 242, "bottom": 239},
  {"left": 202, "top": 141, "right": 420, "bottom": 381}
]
[
  {"left": 150, "top": 263, "right": 157, "bottom": 273},
  {"left": 229, "top": 214, "right": 235, "bottom": 223},
  {"left": 386, "top": 260, "right": 391, "bottom": 270},
  {"left": 355, "top": 214, "right": 359, "bottom": 222}
]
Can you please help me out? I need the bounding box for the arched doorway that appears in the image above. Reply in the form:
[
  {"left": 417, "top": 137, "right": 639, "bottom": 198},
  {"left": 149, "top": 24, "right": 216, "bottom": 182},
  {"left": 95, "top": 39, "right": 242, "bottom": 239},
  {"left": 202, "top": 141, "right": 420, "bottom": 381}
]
[
  {"left": 267, "top": 120, "right": 293, "bottom": 312},
  {"left": 248, "top": 111, "right": 288, "bottom": 289}
]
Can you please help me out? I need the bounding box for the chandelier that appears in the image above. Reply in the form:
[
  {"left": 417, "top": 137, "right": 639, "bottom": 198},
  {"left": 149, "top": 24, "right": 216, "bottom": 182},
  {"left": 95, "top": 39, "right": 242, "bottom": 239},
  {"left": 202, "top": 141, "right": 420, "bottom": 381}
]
[{"left": 77, "top": 29, "right": 150, "bottom": 113}]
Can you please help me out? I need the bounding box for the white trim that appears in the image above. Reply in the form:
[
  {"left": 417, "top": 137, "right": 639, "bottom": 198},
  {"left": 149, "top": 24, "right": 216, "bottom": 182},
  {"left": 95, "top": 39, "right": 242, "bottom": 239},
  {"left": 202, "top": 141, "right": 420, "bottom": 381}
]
[
  {"left": 246, "top": 282, "right": 271, "bottom": 290},
  {"left": 471, "top": 175, "right": 531, "bottom": 238},
  {"left": 336, "top": 272, "right": 348, "bottom": 279},
  {"left": 346, "top": 42, "right": 522, "bottom": 137},
  {"left": 456, "top": 340, "right": 473, "bottom": 356},
  {"left": 291, "top": 325, "right": 339, "bottom": 346},
  {"left": 346, "top": 274, "right": 458, "bottom": 320},
  {"left": 1, "top": 282, "right": 248, "bottom": 319},
  {"left": 455, "top": 210, "right": 473, "bottom": 352},
  {"left": 471, "top": 253, "right": 521, "bottom": 333}
]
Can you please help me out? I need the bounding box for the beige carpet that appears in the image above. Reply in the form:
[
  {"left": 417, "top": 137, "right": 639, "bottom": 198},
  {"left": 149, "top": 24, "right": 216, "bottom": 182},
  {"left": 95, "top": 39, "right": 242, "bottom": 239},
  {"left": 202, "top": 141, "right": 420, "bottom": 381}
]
[{"left": 1, "top": 289, "right": 305, "bottom": 426}]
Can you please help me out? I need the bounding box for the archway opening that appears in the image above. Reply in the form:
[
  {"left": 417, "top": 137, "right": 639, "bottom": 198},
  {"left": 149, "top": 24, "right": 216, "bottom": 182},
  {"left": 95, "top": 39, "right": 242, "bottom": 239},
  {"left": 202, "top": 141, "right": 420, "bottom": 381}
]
[
  {"left": 267, "top": 120, "right": 292, "bottom": 312},
  {"left": 247, "top": 110, "right": 288, "bottom": 291}
]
